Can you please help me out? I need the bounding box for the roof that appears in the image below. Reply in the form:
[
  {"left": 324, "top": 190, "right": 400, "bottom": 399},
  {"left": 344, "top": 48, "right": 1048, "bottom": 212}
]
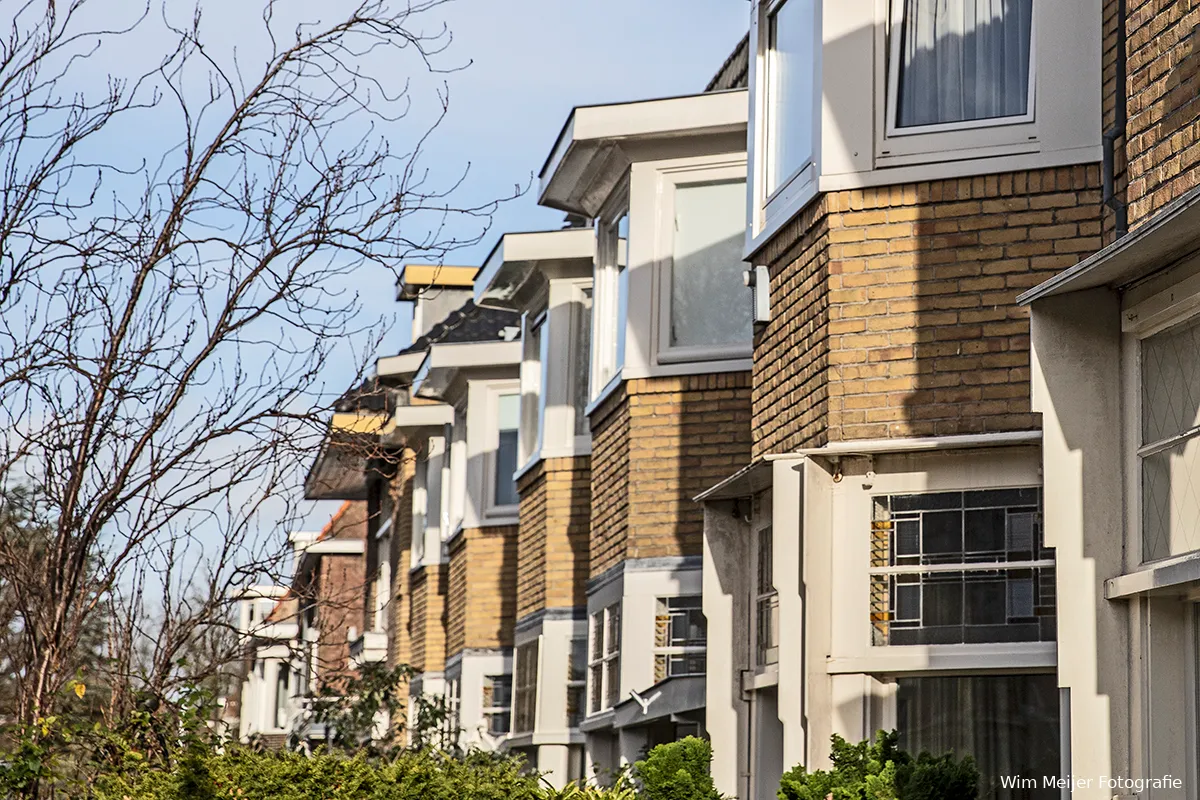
[
  {"left": 400, "top": 299, "right": 520, "bottom": 355},
  {"left": 474, "top": 228, "right": 596, "bottom": 311},
  {"left": 705, "top": 34, "right": 750, "bottom": 92}
]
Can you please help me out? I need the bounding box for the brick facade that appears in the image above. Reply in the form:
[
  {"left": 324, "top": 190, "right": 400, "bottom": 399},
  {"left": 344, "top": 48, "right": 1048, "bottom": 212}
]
[
  {"left": 309, "top": 501, "right": 368, "bottom": 693},
  {"left": 386, "top": 454, "right": 416, "bottom": 671},
  {"left": 589, "top": 373, "right": 754, "bottom": 578},
  {"left": 444, "top": 525, "right": 520, "bottom": 657},
  {"left": 753, "top": 166, "right": 1104, "bottom": 457},
  {"left": 1124, "top": 0, "right": 1200, "bottom": 226},
  {"left": 515, "top": 456, "right": 591, "bottom": 621},
  {"left": 407, "top": 564, "right": 447, "bottom": 674}
]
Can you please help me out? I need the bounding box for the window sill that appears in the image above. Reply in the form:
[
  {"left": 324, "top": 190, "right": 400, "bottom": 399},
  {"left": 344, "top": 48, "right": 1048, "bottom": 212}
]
[
  {"left": 826, "top": 641, "right": 1055, "bottom": 675},
  {"left": 744, "top": 175, "right": 819, "bottom": 262},
  {"left": 1106, "top": 548, "right": 1200, "bottom": 599},
  {"left": 741, "top": 664, "right": 779, "bottom": 691},
  {"left": 624, "top": 357, "right": 753, "bottom": 381}
]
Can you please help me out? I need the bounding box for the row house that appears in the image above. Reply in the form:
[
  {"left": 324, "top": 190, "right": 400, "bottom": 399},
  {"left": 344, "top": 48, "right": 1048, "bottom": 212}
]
[
  {"left": 699, "top": 1, "right": 1105, "bottom": 799},
  {"left": 1021, "top": 0, "right": 1200, "bottom": 797},
  {"left": 233, "top": 501, "right": 368, "bottom": 749}
]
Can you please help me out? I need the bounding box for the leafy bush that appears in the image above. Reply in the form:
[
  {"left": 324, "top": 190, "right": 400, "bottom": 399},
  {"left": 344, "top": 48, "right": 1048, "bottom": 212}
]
[
  {"left": 94, "top": 747, "right": 548, "bottom": 800},
  {"left": 633, "top": 736, "right": 721, "bottom": 800},
  {"left": 777, "top": 731, "right": 978, "bottom": 800}
]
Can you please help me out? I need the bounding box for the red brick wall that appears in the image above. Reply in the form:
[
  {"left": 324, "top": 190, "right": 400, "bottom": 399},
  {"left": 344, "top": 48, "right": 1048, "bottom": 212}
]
[
  {"left": 754, "top": 167, "right": 1103, "bottom": 457},
  {"left": 589, "top": 373, "right": 753, "bottom": 578},
  {"left": 311, "top": 501, "right": 368, "bottom": 694}
]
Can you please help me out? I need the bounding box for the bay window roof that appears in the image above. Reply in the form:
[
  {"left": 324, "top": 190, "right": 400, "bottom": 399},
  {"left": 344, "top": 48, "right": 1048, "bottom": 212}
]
[
  {"left": 538, "top": 89, "right": 748, "bottom": 217},
  {"left": 411, "top": 340, "right": 522, "bottom": 401},
  {"left": 474, "top": 228, "right": 595, "bottom": 312}
]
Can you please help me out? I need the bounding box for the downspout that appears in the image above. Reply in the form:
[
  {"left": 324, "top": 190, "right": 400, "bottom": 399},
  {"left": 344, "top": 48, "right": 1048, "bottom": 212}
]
[{"left": 1102, "top": 0, "right": 1129, "bottom": 238}]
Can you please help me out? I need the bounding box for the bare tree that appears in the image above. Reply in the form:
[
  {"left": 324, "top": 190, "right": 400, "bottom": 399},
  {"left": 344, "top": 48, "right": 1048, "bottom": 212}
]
[{"left": 0, "top": 0, "right": 501, "bottom": 741}]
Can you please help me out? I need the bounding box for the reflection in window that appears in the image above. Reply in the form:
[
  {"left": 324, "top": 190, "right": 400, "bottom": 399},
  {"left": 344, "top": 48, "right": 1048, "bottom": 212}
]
[
  {"left": 494, "top": 393, "right": 520, "bottom": 507},
  {"left": 567, "top": 637, "right": 586, "bottom": 728},
  {"left": 870, "top": 488, "right": 1055, "bottom": 646},
  {"left": 573, "top": 288, "right": 593, "bottom": 436},
  {"left": 893, "top": 0, "right": 1034, "bottom": 129},
  {"left": 766, "top": 0, "right": 816, "bottom": 194},
  {"left": 897, "top": 674, "right": 1060, "bottom": 799},
  {"left": 669, "top": 180, "right": 752, "bottom": 352}
]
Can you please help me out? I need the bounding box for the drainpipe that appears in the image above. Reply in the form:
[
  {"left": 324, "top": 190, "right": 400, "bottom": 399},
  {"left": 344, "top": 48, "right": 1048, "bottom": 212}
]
[{"left": 1102, "top": 0, "right": 1129, "bottom": 238}]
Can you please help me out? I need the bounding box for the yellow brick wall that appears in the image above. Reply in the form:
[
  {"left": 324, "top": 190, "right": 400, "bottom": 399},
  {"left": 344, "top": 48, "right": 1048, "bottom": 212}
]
[
  {"left": 388, "top": 454, "right": 415, "bottom": 672},
  {"left": 754, "top": 166, "right": 1103, "bottom": 457},
  {"left": 444, "top": 525, "right": 520, "bottom": 659},
  {"left": 589, "top": 373, "right": 753, "bottom": 579},
  {"left": 515, "top": 456, "right": 591, "bottom": 621},
  {"left": 407, "top": 564, "right": 447, "bottom": 674},
  {"left": 1124, "top": 0, "right": 1200, "bottom": 225}
]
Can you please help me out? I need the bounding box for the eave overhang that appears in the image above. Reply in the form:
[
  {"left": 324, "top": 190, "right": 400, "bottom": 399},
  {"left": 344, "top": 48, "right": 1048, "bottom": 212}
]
[
  {"left": 538, "top": 89, "right": 749, "bottom": 217},
  {"left": 303, "top": 411, "right": 392, "bottom": 501},
  {"left": 410, "top": 340, "right": 521, "bottom": 400},
  {"left": 474, "top": 228, "right": 596, "bottom": 311},
  {"left": 376, "top": 351, "right": 426, "bottom": 384},
  {"left": 395, "top": 264, "right": 479, "bottom": 301},
  {"left": 1018, "top": 185, "right": 1200, "bottom": 304},
  {"left": 380, "top": 403, "right": 455, "bottom": 446}
]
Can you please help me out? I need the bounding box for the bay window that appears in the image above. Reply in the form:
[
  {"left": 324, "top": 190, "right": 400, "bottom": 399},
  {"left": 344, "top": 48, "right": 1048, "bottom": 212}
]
[
  {"left": 1139, "top": 314, "right": 1200, "bottom": 561},
  {"left": 653, "top": 596, "right": 707, "bottom": 681},
  {"left": 888, "top": 0, "right": 1035, "bottom": 135},
  {"left": 869, "top": 488, "right": 1055, "bottom": 646},
  {"left": 588, "top": 603, "right": 621, "bottom": 713},
  {"left": 896, "top": 674, "right": 1059, "bottom": 800},
  {"left": 519, "top": 309, "right": 548, "bottom": 467}
]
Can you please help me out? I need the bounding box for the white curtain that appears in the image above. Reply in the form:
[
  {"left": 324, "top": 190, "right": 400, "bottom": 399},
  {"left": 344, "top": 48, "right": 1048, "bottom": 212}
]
[{"left": 896, "top": 0, "right": 1033, "bottom": 128}]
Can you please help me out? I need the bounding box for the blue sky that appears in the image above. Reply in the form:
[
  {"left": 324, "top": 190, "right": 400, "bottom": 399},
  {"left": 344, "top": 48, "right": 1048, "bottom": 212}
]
[
  {"left": 355, "top": 0, "right": 750, "bottom": 354},
  {"left": 298, "top": 0, "right": 750, "bottom": 530}
]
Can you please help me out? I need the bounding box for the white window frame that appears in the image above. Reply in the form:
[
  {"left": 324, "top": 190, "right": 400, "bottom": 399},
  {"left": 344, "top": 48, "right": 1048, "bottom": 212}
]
[
  {"left": 566, "top": 281, "right": 594, "bottom": 446},
  {"left": 444, "top": 676, "right": 461, "bottom": 739},
  {"left": 373, "top": 534, "right": 391, "bottom": 632},
  {"left": 1121, "top": 269, "right": 1200, "bottom": 566},
  {"left": 653, "top": 595, "right": 708, "bottom": 681},
  {"left": 567, "top": 636, "right": 586, "bottom": 728},
  {"left": 748, "top": 0, "right": 821, "bottom": 243},
  {"left": 482, "top": 383, "right": 521, "bottom": 519},
  {"left": 518, "top": 303, "right": 549, "bottom": 470},
  {"left": 873, "top": 0, "right": 1040, "bottom": 166},
  {"left": 590, "top": 186, "right": 629, "bottom": 402},
  {"left": 653, "top": 160, "right": 753, "bottom": 365},
  {"left": 587, "top": 602, "right": 621, "bottom": 714},
  {"left": 752, "top": 491, "right": 779, "bottom": 668},
  {"left": 481, "top": 673, "right": 512, "bottom": 737}
]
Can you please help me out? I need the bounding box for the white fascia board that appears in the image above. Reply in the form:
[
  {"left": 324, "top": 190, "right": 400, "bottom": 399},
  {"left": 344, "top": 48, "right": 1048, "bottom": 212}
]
[
  {"left": 302, "top": 540, "right": 365, "bottom": 556},
  {"left": 393, "top": 403, "right": 454, "bottom": 429},
  {"left": 539, "top": 90, "right": 749, "bottom": 215},
  {"left": 766, "top": 430, "right": 1041, "bottom": 459},
  {"left": 412, "top": 340, "right": 521, "bottom": 400},
  {"left": 475, "top": 228, "right": 596, "bottom": 310},
  {"left": 377, "top": 351, "right": 426, "bottom": 381}
]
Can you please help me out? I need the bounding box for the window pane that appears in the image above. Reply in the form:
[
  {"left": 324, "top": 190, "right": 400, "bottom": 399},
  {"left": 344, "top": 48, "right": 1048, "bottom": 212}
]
[
  {"left": 1143, "top": 437, "right": 1200, "bottom": 560},
  {"left": 897, "top": 674, "right": 1060, "bottom": 800},
  {"left": 1142, "top": 314, "right": 1200, "bottom": 444},
  {"left": 895, "top": 0, "right": 1033, "bottom": 129},
  {"left": 767, "top": 0, "right": 816, "bottom": 194},
  {"left": 568, "top": 638, "right": 587, "bottom": 682},
  {"left": 669, "top": 180, "right": 751, "bottom": 350},
  {"left": 494, "top": 393, "right": 520, "bottom": 507},
  {"left": 604, "top": 656, "right": 620, "bottom": 709}
]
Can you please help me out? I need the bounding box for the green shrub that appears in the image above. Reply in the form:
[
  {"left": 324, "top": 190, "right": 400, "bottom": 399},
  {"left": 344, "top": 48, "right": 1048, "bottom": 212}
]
[
  {"left": 777, "top": 731, "right": 978, "bottom": 800},
  {"left": 633, "top": 736, "right": 721, "bottom": 800},
  {"left": 94, "top": 747, "right": 548, "bottom": 800}
]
